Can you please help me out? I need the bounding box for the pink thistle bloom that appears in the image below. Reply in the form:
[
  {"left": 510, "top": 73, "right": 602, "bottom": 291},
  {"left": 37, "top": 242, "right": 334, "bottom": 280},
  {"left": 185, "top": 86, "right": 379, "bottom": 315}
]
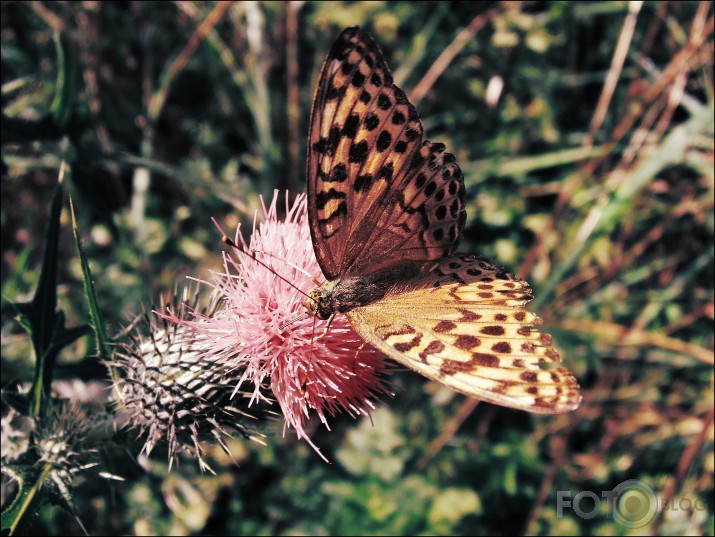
[{"left": 160, "top": 192, "right": 389, "bottom": 460}]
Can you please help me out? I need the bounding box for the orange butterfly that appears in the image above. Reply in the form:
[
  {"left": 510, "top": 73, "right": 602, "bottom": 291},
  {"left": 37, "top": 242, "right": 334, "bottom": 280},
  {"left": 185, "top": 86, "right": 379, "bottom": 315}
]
[{"left": 305, "top": 27, "right": 580, "bottom": 413}]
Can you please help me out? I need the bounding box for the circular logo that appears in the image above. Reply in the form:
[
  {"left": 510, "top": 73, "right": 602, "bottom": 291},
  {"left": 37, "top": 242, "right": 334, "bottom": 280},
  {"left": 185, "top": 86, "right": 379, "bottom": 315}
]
[{"left": 611, "top": 480, "right": 658, "bottom": 529}]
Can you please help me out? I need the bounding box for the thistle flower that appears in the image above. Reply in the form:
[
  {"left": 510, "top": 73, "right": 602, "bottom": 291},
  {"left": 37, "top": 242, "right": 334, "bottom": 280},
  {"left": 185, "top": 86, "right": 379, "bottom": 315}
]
[
  {"left": 160, "top": 192, "right": 390, "bottom": 460},
  {"left": 113, "top": 290, "right": 274, "bottom": 472}
]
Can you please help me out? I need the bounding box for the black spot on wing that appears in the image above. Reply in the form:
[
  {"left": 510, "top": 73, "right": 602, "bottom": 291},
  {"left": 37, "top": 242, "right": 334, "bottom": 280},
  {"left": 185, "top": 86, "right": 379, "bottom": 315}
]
[
  {"left": 343, "top": 114, "right": 360, "bottom": 139},
  {"left": 376, "top": 130, "right": 392, "bottom": 152},
  {"left": 364, "top": 113, "right": 380, "bottom": 131},
  {"left": 327, "top": 163, "right": 348, "bottom": 183},
  {"left": 351, "top": 70, "right": 365, "bottom": 87},
  {"left": 354, "top": 174, "right": 374, "bottom": 192},
  {"left": 348, "top": 140, "right": 369, "bottom": 163},
  {"left": 316, "top": 188, "right": 346, "bottom": 210}
]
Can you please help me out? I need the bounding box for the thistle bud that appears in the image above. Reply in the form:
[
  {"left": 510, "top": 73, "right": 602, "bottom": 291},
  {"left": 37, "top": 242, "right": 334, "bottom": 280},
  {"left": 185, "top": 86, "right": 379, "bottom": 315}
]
[{"left": 113, "top": 290, "right": 275, "bottom": 472}]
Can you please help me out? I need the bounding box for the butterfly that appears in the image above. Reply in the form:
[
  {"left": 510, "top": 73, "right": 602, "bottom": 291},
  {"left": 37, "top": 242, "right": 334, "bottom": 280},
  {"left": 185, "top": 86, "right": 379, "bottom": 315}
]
[{"left": 305, "top": 26, "right": 581, "bottom": 414}]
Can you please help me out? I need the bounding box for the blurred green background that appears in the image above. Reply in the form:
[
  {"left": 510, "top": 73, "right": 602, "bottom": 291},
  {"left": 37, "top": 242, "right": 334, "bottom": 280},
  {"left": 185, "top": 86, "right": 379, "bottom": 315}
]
[{"left": 1, "top": 1, "right": 713, "bottom": 535}]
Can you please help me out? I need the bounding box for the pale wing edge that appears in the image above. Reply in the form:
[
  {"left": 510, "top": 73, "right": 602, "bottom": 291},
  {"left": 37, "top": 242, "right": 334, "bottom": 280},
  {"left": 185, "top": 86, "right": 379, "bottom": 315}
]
[{"left": 346, "top": 309, "right": 582, "bottom": 414}]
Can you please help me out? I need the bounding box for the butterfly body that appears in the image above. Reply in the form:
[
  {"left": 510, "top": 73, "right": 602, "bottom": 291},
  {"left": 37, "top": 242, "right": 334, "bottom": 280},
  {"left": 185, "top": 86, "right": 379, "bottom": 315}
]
[
  {"left": 305, "top": 27, "right": 581, "bottom": 413},
  {"left": 306, "top": 262, "right": 423, "bottom": 320}
]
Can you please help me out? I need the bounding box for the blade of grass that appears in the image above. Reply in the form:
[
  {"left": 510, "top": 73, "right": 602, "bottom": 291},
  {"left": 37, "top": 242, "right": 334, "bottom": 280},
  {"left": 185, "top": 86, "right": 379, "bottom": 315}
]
[
  {"left": 462, "top": 145, "right": 608, "bottom": 191},
  {"left": 584, "top": 1, "right": 643, "bottom": 148},
  {"left": 69, "top": 197, "right": 112, "bottom": 367},
  {"left": 391, "top": 6, "right": 446, "bottom": 88},
  {"left": 560, "top": 318, "right": 714, "bottom": 365},
  {"left": 49, "top": 31, "right": 77, "bottom": 132},
  {"left": 409, "top": 6, "right": 499, "bottom": 104}
]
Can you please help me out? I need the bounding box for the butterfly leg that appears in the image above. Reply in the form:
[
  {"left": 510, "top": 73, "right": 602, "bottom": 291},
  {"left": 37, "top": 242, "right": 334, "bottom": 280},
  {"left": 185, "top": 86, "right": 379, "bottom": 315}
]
[{"left": 315, "top": 313, "right": 335, "bottom": 340}]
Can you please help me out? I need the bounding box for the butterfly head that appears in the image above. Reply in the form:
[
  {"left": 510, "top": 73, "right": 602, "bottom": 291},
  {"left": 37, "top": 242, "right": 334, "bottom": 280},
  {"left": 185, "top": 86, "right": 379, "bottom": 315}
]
[{"left": 305, "top": 282, "right": 338, "bottom": 320}]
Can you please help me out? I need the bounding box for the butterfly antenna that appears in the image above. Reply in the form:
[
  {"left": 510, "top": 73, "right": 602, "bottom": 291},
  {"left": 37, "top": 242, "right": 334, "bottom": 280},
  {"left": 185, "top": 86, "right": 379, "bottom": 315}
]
[
  {"left": 253, "top": 249, "right": 322, "bottom": 286},
  {"left": 212, "top": 218, "right": 315, "bottom": 302}
]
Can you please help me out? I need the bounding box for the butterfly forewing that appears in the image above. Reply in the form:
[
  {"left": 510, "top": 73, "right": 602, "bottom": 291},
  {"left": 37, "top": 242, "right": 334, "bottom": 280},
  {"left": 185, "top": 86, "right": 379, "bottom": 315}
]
[
  {"left": 308, "top": 27, "right": 466, "bottom": 280},
  {"left": 346, "top": 256, "right": 582, "bottom": 413}
]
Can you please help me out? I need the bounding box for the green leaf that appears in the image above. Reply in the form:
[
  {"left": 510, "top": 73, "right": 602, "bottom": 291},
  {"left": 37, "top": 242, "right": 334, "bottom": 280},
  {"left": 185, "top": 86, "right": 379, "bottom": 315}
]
[
  {"left": 69, "top": 197, "right": 111, "bottom": 361},
  {"left": 26, "top": 180, "right": 64, "bottom": 417},
  {"left": 0, "top": 463, "right": 52, "bottom": 535},
  {"left": 11, "top": 172, "right": 95, "bottom": 418}
]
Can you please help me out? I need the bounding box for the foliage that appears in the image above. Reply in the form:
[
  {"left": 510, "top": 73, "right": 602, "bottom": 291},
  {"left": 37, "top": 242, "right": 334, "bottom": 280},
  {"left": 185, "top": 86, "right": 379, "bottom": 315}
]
[{"left": 1, "top": 1, "right": 713, "bottom": 535}]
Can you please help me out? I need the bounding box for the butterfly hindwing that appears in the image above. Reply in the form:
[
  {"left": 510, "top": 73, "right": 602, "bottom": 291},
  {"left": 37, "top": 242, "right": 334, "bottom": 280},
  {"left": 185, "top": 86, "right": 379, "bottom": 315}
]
[
  {"left": 307, "top": 27, "right": 466, "bottom": 280},
  {"left": 345, "top": 255, "right": 582, "bottom": 413}
]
